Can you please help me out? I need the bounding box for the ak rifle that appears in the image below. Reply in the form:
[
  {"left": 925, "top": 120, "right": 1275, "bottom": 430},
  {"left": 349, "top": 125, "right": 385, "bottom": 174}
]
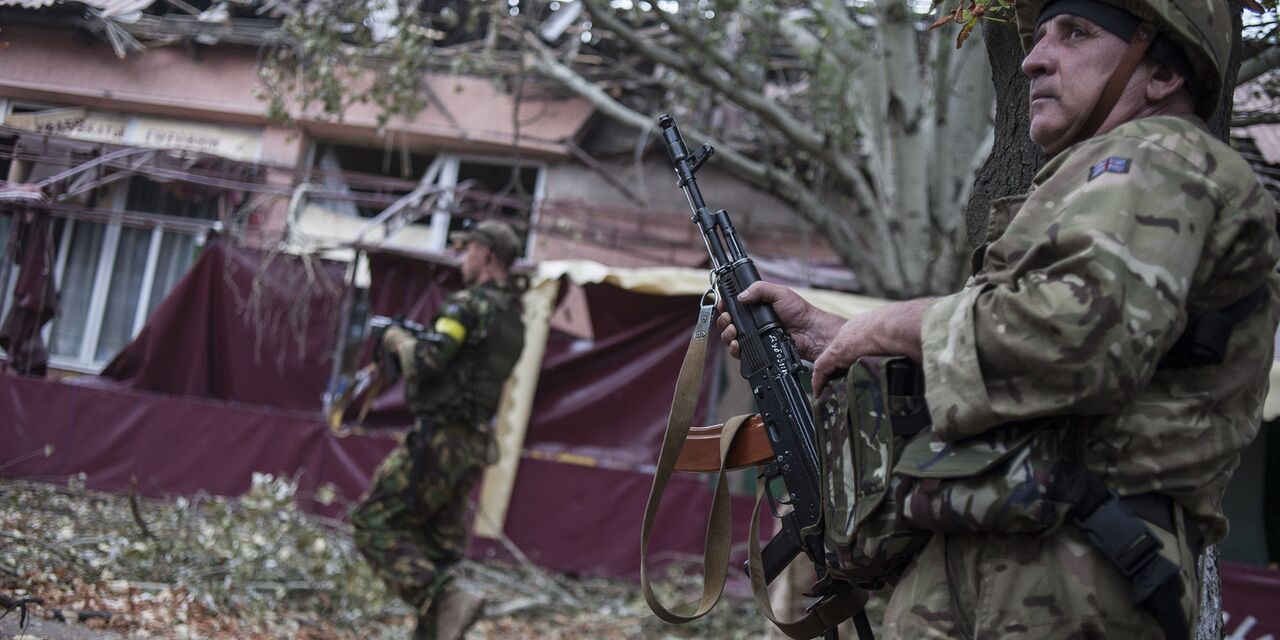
[{"left": 658, "top": 114, "right": 871, "bottom": 640}]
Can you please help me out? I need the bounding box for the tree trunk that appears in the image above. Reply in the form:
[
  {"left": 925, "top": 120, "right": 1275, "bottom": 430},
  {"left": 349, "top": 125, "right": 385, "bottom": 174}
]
[
  {"left": 1190, "top": 5, "right": 1246, "bottom": 639},
  {"left": 962, "top": 20, "right": 1042, "bottom": 254}
]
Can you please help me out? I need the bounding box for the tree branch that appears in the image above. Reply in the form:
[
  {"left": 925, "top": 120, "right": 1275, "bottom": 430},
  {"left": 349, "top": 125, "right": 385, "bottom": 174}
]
[
  {"left": 580, "top": 0, "right": 877, "bottom": 215},
  {"left": 519, "top": 30, "right": 888, "bottom": 291},
  {"left": 652, "top": 6, "right": 759, "bottom": 92},
  {"left": 1237, "top": 45, "right": 1280, "bottom": 86},
  {"left": 1232, "top": 110, "right": 1280, "bottom": 127}
]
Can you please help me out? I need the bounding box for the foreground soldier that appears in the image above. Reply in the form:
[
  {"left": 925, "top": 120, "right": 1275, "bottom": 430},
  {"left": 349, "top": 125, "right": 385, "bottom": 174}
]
[
  {"left": 352, "top": 221, "right": 525, "bottom": 640},
  {"left": 719, "top": 0, "right": 1279, "bottom": 637}
]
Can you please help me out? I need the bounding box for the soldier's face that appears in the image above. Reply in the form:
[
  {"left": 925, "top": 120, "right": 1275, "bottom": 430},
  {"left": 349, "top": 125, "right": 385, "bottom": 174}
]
[
  {"left": 459, "top": 241, "right": 489, "bottom": 284},
  {"left": 1022, "top": 14, "right": 1131, "bottom": 153}
]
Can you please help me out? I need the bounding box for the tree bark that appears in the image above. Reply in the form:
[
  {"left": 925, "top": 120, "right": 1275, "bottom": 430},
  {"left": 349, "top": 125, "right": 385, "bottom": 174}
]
[
  {"left": 962, "top": 20, "right": 1042, "bottom": 254},
  {"left": 1191, "top": 5, "right": 1246, "bottom": 639}
]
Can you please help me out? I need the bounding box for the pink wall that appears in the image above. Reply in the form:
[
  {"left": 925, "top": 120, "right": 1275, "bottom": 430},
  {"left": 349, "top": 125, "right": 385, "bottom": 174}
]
[{"left": 0, "top": 25, "right": 591, "bottom": 160}]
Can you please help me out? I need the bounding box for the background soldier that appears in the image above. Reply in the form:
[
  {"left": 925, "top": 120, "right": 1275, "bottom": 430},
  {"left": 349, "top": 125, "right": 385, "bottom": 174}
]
[
  {"left": 719, "top": 0, "right": 1279, "bottom": 637},
  {"left": 352, "top": 221, "right": 526, "bottom": 640}
]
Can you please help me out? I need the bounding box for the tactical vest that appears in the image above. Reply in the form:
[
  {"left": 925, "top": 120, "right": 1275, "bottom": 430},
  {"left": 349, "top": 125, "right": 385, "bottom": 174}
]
[
  {"left": 407, "top": 281, "right": 525, "bottom": 430},
  {"left": 820, "top": 324, "right": 1255, "bottom": 640}
]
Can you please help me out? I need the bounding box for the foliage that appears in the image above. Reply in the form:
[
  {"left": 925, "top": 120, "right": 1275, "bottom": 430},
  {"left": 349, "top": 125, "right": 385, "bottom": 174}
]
[
  {"left": 253, "top": 0, "right": 1279, "bottom": 295},
  {"left": 0, "top": 475, "right": 772, "bottom": 639},
  {"left": 257, "top": 0, "right": 442, "bottom": 128},
  {"left": 929, "top": 0, "right": 1015, "bottom": 48},
  {"left": 1, "top": 473, "right": 397, "bottom": 637}
]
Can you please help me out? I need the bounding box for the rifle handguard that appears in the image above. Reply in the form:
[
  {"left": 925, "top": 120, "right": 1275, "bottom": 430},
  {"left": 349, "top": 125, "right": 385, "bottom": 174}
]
[{"left": 675, "top": 414, "right": 773, "bottom": 472}]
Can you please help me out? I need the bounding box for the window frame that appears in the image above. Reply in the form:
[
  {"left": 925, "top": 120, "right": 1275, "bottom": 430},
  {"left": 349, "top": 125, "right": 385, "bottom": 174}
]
[
  {"left": 305, "top": 139, "right": 547, "bottom": 257},
  {"left": 40, "top": 182, "right": 220, "bottom": 373}
]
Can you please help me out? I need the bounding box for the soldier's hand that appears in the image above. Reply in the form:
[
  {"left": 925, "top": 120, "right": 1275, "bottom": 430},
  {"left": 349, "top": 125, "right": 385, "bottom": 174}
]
[
  {"left": 382, "top": 325, "right": 413, "bottom": 352},
  {"left": 811, "top": 299, "right": 932, "bottom": 394},
  {"left": 716, "top": 281, "right": 843, "bottom": 362}
]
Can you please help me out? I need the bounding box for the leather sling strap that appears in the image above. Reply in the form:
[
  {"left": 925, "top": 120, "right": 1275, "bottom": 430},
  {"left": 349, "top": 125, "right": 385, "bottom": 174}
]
[
  {"left": 643, "top": 296, "right": 869, "bottom": 636},
  {"left": 641, "top": 297, "right": 744, "bottom": 623}
]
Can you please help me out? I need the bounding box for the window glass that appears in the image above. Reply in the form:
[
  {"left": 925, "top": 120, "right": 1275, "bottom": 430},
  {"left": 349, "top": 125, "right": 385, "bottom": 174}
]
[
  {"left": 311, "top": 142, "right": 437, "bottom": 218},
  {"left": 126, "top": 178, "right": 215, "bottom": 321},
  {"left": 48, "top": 176, "right": 220, "bottom": 369},
  {"left": 95, "top": 226, "right": 151, "bottom": 361},
  {"left": 0, "top": 212, "right": 11, "bottom": 317},
  {"left": 147, "top": 232, "right": 198, "bottom": 317},
  {"left": 49, "top": 219, "right": 105, "bottom": 359}
]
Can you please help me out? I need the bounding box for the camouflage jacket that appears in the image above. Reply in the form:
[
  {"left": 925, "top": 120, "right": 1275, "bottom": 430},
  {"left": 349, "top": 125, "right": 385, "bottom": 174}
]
[
  {"left": 401, "top": 279, "right": 526, "bottom": 432},
  {"left": 921, "top": 115, "right": 1280, "bottom": 543}
]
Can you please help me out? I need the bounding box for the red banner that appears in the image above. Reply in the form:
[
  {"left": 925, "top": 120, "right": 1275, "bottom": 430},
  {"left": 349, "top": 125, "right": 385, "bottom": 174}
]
[{"left": 1222, "top": 560, "right": 1280, "bottom": 640}]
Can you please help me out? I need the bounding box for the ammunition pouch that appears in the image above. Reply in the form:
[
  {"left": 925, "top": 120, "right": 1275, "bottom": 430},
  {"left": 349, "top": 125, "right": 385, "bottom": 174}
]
[
  {"left": 818, "top": 357, "right": 1195, "bottom": 640},
  {"left": 817, "top": 357, "right": 1073, "bottom": 589}
]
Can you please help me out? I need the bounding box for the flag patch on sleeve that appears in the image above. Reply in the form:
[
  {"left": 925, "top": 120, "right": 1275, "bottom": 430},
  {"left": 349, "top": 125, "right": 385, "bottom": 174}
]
[{"left": 1089, "top": 157, "right": 1131, "bottom": 181}]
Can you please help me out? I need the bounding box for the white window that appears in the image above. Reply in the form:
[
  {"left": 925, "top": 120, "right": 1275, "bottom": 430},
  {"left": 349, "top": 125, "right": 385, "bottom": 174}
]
[
  {"left": 308, "top": 141, "right": 545, "bottom": 258},
  {"left": 43, "top": 177, "right": 219, "bottom": 372}
]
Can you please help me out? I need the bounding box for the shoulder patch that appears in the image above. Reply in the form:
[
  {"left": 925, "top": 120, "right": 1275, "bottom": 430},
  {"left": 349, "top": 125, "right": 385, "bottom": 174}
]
[{"left": 1088, "top": 157, "right": 1131, "bottom": 181}]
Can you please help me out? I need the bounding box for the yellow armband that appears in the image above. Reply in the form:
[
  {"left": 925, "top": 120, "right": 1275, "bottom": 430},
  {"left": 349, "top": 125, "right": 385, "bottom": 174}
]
[{"left": 435, "top": 316, "right": 467, "bottom": 343}]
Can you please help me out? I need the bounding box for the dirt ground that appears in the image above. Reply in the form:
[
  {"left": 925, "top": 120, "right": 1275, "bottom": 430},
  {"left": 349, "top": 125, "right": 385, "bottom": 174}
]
[{"left": 0, "top": 477, "right": 767, "bottom": 640}]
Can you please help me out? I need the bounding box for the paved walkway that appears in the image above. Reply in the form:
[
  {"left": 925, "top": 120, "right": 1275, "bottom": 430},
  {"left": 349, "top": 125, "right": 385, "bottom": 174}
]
[{"left": 0, "top": 615, "right": 127, "bottom": 640}]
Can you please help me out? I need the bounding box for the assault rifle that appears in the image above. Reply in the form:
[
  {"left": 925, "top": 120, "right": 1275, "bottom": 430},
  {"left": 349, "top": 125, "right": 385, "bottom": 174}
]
[
  {"left": 324, "top": 314, "right": 427, "bottom": 430},
  {"left": 658, "top": 115, "right": 871, "bottom": 640}
]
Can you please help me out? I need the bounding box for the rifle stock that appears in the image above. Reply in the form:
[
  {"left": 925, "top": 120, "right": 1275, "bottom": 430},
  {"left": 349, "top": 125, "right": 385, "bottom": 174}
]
[{"left": 674, "top": 414, "right": 772, "bottom": 472}]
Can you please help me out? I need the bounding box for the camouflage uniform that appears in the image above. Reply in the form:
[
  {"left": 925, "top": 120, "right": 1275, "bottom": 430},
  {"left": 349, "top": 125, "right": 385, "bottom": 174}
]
[
  {"left": 351, "top": 279, "right": 525, "bottom": 634},
  {"left": 890, "top": 112, "right": 1280, "bottom": 639}
]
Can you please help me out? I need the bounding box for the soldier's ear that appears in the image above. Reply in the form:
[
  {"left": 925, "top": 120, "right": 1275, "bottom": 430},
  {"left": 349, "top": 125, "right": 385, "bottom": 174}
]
[{"left": 1144, "top": 60, "right": 1188, "bottom": 103}]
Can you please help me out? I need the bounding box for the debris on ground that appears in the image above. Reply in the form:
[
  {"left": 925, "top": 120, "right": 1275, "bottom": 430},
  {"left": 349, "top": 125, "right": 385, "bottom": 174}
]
[{"left": 0, "top": 475, "right": 768, "bottom": 639}]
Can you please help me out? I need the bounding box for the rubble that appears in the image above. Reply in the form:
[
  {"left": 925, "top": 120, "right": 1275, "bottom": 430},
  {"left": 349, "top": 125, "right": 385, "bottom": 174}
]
[{"left": 0, "top": 475, "right": 766, "bottom": 639}]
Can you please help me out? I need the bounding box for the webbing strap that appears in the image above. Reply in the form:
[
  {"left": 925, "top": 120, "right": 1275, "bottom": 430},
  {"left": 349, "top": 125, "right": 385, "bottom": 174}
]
[
  {"left": 746, "top": 476, "right": 869, "bottom": 639},
  {"left": 1053, "top": 462, "right": 1190, "bottom": 640},
  {"left": 641, "top": 298, "right": 750, "bottom": 623}
]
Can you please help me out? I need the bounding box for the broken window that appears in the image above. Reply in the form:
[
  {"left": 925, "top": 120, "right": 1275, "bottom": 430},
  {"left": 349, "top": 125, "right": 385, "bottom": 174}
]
[
  {"left": 47, "top": 176, "right": 219, "bottom": 370},
  {"left": 307, "top": 139, "right": 543, "bottom": 259},
  {"left": 310, "top": 141, "right": 438, "bottom": 219}
]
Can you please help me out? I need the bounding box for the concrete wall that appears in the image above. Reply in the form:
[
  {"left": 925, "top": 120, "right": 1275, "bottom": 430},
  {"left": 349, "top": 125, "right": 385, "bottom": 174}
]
[{"left": 536, "top": 156, "right": 841, "bottom": 268}]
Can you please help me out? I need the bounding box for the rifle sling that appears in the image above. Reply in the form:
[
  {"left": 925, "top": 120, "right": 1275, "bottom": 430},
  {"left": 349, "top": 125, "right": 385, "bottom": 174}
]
[
  {"left": 641, "top": 300, "right": 737, "bottom": 623},
  {"left": 642, "top": 300, "right": 869, "bottom": 636}
]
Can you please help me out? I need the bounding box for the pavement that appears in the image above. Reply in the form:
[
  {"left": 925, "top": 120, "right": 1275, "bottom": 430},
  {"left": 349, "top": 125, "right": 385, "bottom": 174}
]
[{"left": 0, "top": 614, "right": 127, "bottom": 640}]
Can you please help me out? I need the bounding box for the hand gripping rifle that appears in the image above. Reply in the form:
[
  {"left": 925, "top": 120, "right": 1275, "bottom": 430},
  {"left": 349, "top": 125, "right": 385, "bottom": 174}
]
[
  {"left": 650, "top": 115, "right": 872, "bottom": 640},
  {"left": 324, "top": 314, "right": 427, "bottom": 431}
]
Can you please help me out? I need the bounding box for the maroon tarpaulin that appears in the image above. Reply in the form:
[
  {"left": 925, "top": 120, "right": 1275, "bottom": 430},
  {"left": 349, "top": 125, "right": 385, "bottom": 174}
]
[
  {"left": 0, "top": 374, "right": 759, "bottom": 580},
  {"left": 0, "top": 209, "right": 58, "bottom": 376},
  {"left": 0, "top": 374, "right": 395, "bottom": 518},
  {"left": 99, "top": 241, "right": 345, "bottom": 412},
  {"left": 529, "top": 282, "right": 720, "bottom": 466},
  {"left": 15, "top": 243, "right": 739, "bottom": 581},
  {"left": 1222, "top": 560, "right": 1280, "bottom": 638}
]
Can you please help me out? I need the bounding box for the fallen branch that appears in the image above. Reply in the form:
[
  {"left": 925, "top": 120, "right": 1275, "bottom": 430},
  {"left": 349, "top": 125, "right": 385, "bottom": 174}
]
[
  {"left": 50, "top": 608, "right": 112, "bottom": 623},
  {"left": 128, "top": 476, "right": 156, "bottom": 541},
  {"left": 0, "top": 593, "right": 44, "bottom": 628},
  {"left": 0, "top": 531, "right": 95, "bottom": 575}
]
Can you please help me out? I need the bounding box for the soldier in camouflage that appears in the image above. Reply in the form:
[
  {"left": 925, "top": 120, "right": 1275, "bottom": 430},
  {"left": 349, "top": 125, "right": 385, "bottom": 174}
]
[
  {"left": 351, "top": 220, "right": 526, "bottom": 640},
  {"left": 719, "top": 0, "right": 1279, "bottom": 637}
]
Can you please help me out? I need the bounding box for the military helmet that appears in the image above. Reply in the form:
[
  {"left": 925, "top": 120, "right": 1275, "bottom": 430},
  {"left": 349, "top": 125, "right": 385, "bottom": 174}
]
[
  {"left": 1015, "top": 0, "right": 1233, "bottom": 118},
  {"left": 449, "top": 219, "right": 522, "bottom": 267}
]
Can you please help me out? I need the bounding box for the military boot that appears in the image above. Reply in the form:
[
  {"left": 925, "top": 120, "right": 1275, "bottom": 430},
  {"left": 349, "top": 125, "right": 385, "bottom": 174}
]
[{"left": 416, "top": 586, "right": 485, "bottom": 640}]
